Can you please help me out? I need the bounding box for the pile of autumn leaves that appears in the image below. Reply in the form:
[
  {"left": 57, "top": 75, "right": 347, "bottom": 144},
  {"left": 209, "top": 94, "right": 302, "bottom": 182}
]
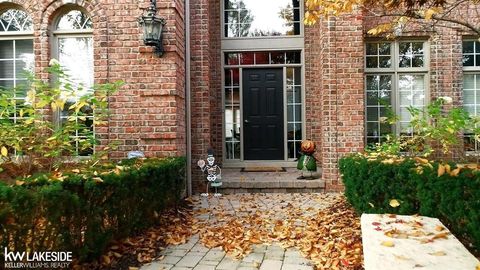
[
  {"left": 77, "top": 194, "right": 362, "bottom": 270},
  {"left": 192, "top": 194, "right": 363, "bottom": 270}
]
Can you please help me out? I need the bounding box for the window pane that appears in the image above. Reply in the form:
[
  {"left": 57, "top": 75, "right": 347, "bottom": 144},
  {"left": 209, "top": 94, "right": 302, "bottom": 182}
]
[
  {"left": 463, "top": 55, "right": 474, "bottom": 66},
  {"left": 366, "top": 75, "right": 379, "bottom": 90},
  {"left": 463, "top": 41, "right": 474, "bottom": 54},
  {"left": 58, "top": 37, "right": 94, "bottom": 92},
  {"left": 367, "top": 108, "right": 378, "bottom": 121},
  {"left": 240, "top": 52, "right": 255, "bottom": 65},
  {"left": 286, "top": 51, "right": 300, "bottom": 64},
  {"left": 464, "top": 90, "right": 475, "bottom": 105},
  {"left": 0, "top": 60, "right": 14, "bottom": 78},
  {"left": 366, "top": 43, "right": 377, "bottom": 55},
  {"left": 57, "top": 10, "right": 93, "bottom": 30},
  {"left": 270, "top": 52, "right": 285, "bottom": 64},
  {"left": 366, "top": 57, "right": 378, "bottom": 68},
  {"left": 0, "top": 40, "right": 13, "bottom": 59},
  {"left": 224, "top": 0, "right": 301, "bottom": 37},
  {"left": 0, "top": 9, "right": 33, "bottom": 32},
  {"left": 411, "top": 42, "right": 424, "bottom": 54},
  {"left": 255, "top": 52, "right": 269, "bottom": 64},
  {"left": 379, "top": 56, "right": 391, "bottom": 68},
  {"left": 225, "top": 68, "right": 239, "bottom": 86},
  {"left": 464, "top": 75, "right": 475, "bottom": 89},
  {"left": 378, "top": 43, "right": 391, "bottom": 55},
  {"left": 15, "top": 39, "right": 33, "bottom": 59},
  {"left": 412, "top": 56, "right": 424, "bottom": 67},
  {"left": 399, "top": 55, "right": 411, "bottom": 68},
  {"left": 225, "top": 53, "right": 239, "bottom": 65}
]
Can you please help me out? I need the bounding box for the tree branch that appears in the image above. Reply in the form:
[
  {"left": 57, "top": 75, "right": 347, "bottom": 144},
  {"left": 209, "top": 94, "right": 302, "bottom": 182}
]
[{"left": 378, "top": 12, "right": 480, "bottom": 36}]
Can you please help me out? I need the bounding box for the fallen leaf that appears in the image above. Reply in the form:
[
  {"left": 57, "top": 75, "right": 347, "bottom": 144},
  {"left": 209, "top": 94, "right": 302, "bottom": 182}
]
[
  {"left": 434, "top": 225, "right": 445, "bottom": 232},
  {"left": 433, "top": 232, "right": 449, "bottom": 240},
  {"left": 429, "top": 251, "right": 446, "bottom": 256},
  {"left": 389, "top": 199, "right": 400, "bottom": 208},
  {"left": 437, "top": 164, "right": 445, "bottom": 177},
  {"left": 381, "top": 241, "right": 395, "bottom": 247},
  {"left": 450, "top": 168, "right": 461, "bottom": 177},
  {"left": 1, "top": 146, "right": 7, "bottom": 157},
  {"left": 101, "top": 255, "right": 111, "bottom": 266},
  {"left": 394, "top": 254, "right": 411, "bottom": 260}
]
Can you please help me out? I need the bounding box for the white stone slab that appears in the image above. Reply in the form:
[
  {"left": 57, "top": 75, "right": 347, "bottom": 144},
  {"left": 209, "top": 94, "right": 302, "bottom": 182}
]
[{"left": 361, "top": 214, "right": 479, "bottom": 270}]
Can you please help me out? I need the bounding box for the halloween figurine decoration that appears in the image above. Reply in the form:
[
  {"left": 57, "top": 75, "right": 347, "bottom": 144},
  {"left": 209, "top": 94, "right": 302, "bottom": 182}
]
[
  {"left": 197, "top": 149, "right": 222, "bottom": 197},
  {"left": 297, "top": 140, "right": 318, "bottom": 180}
]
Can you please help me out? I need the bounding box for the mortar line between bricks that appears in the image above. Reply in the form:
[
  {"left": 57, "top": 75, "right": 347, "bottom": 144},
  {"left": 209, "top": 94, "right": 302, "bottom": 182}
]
[{"left": 192, "top": 246, "right": 210, "bottom": 269}]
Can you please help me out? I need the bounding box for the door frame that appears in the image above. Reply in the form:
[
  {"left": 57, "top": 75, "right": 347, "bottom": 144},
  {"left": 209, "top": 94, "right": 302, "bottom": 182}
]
[{"left": 221, "top": 50, "right": 306, "bottom": 164}]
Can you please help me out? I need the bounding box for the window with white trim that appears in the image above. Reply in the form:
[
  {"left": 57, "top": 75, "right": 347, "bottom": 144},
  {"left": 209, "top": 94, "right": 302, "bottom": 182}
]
[
  {"left": 365, "top": 41, "right": 428, "bottom": 147},
  {"left": 53, "top": 10, "right": 94, "bottom": 156},
  {"left": 0, "top": 8, "right": 34, "bottom": 124},
  {"left": 462, "top": 40, "right": 480, "bottom": 152}
]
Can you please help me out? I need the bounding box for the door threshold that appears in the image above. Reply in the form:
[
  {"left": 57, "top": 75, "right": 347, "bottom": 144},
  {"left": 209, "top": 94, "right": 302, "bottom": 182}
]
[{"left": 223, "top": 161, "right": 297, "bottom": 168}]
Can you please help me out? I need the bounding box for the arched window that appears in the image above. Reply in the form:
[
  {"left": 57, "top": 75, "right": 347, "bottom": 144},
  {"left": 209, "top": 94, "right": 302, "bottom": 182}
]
[
  {"left": 53, "top": 9, "right": 93, "bottom": 155},
  {"left": 0, "top": 8, "right": 34, "bottom": 123}
]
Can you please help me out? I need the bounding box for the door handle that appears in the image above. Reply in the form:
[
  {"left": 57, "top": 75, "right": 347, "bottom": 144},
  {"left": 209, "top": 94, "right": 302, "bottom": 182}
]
[{"left": 244, "top": 119, "right": 249, "bottom": 123}]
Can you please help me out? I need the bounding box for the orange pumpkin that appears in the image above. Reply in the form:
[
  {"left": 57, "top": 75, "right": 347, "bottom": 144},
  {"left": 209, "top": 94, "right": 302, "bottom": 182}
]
[{"left": 301, "top": 140, "right": 316, "bottom": 154}]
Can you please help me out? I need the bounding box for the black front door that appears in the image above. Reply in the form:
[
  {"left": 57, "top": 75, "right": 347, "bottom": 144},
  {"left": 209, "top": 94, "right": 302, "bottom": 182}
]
[{"left": 243, "top": 68, "right": 284, "bottom": 160}]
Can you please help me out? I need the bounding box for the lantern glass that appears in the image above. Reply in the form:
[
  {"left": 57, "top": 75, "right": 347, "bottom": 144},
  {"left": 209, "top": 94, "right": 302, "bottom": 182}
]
[{"left": 142, "top": 17, "right": 163, "bottom": 46}]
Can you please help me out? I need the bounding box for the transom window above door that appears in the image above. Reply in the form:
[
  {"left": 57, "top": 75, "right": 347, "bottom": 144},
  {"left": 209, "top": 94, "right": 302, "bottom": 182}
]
[{"left": 223, "top": 0, "right": 301, "bottom": 38}]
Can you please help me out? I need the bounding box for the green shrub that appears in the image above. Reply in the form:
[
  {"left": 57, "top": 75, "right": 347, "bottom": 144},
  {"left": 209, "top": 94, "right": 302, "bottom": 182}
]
[
  {"left": 0, "top": 157, "right": 186, "bottom": 261},
  {"left": 340, "top": 154, "right": 480, "bottom": 251}
]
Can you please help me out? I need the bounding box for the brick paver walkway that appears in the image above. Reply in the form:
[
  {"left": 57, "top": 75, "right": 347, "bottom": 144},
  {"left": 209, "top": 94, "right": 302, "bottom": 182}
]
[{"left": 141, "top": 193, "right": 341, "bottom": 270}]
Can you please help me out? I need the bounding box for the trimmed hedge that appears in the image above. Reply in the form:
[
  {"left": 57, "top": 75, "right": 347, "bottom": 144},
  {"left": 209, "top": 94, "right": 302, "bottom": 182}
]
[
  {"left": 340, "top": 154, "right": 480, "bottom": 251},
  {"left": 0, "top": 157, "right": 186, "bottom": 261}
]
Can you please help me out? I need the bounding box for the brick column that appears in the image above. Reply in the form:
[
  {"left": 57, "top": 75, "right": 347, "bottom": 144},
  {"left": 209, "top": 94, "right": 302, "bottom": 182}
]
[
  {"left": 190, "top": 0, "right": 213, "bottom": 193},
  {"left": 320, "top": 13, "right": 365, "bottom": 191}
]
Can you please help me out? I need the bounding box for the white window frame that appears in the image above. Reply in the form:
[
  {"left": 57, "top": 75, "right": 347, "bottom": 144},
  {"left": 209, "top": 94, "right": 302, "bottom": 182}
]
[{"left": 364, "top": 39, "right": 430, "bottom": 145}]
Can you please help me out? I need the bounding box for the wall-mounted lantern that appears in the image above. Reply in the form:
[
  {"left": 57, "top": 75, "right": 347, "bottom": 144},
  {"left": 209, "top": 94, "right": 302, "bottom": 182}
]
[{"left": 139, "top": 0, "right": 166, "bottom": 56}]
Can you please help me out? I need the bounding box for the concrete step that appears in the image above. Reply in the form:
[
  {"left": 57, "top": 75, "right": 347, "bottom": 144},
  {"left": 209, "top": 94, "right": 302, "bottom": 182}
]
[{"left": 218, "top": 167, "right": 325, "bottom": 194}]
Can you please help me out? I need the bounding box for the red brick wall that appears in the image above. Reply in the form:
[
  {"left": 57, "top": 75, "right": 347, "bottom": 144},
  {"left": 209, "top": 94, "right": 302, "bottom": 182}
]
[{"left": 7, "top": 0, "right": 186, "bottom": 159}]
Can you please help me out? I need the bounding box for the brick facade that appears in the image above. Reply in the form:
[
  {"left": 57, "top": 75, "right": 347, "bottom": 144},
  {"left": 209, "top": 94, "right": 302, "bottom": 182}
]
[
  {"left": 7, "top": 0, "right": 186, "bottom": 159},
  {"left": 5, "top": 1, "right": 479, "bottom": 193}
]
